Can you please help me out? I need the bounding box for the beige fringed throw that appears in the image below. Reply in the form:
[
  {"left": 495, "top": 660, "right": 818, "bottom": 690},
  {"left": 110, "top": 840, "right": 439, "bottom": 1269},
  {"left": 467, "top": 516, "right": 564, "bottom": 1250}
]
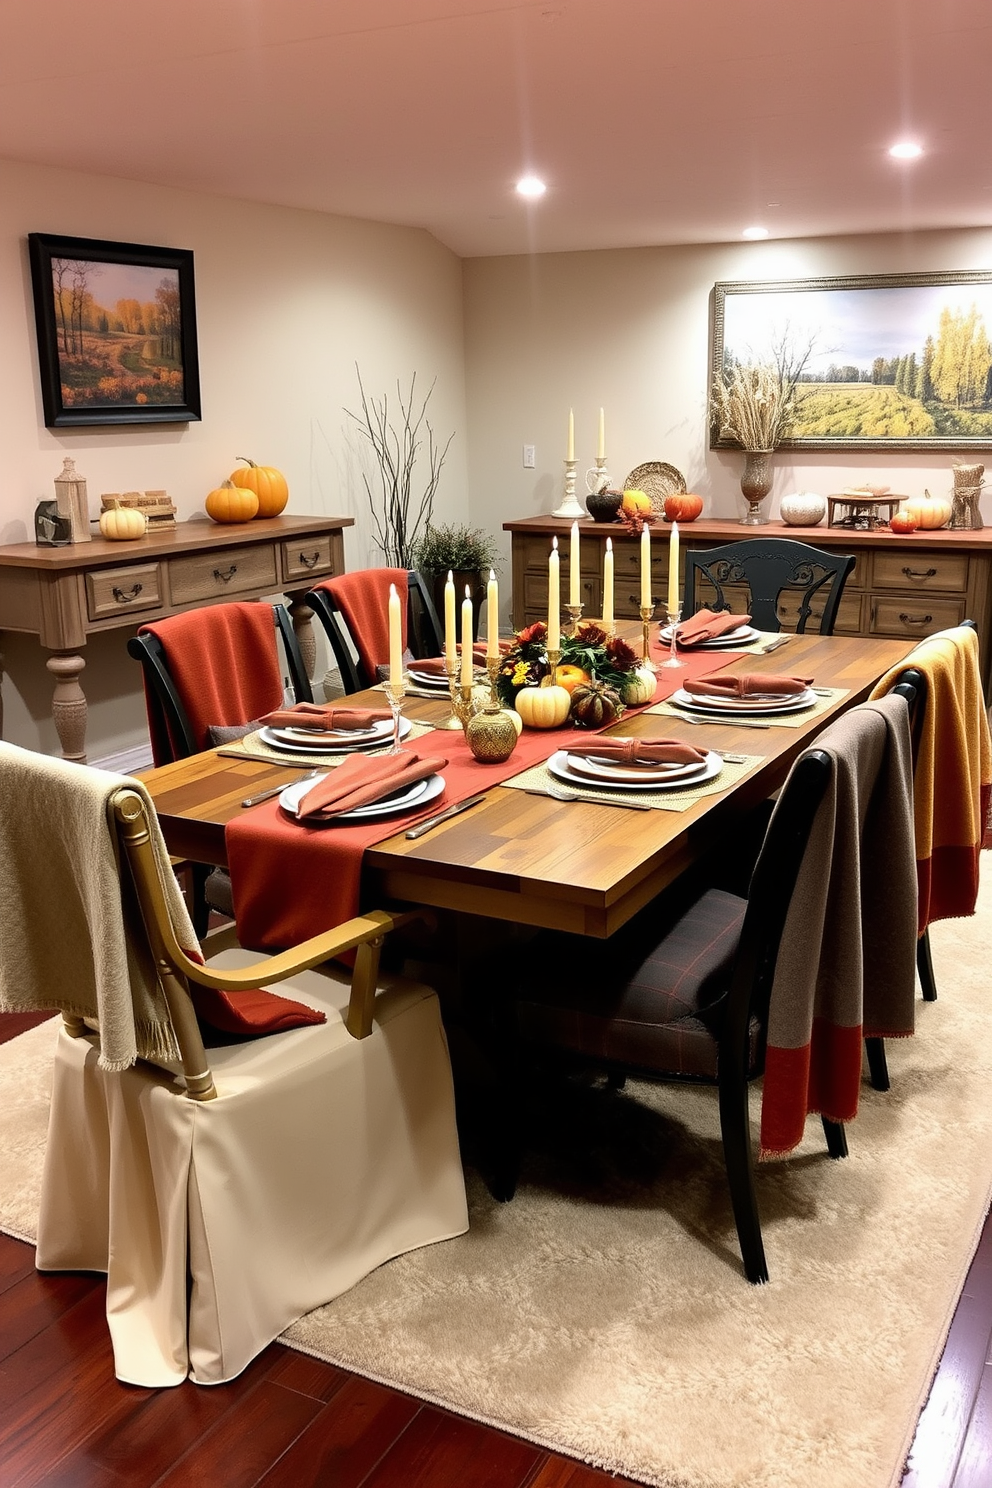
[{"left": 0, "top": 742, "right": 189, "bottom": 1070}]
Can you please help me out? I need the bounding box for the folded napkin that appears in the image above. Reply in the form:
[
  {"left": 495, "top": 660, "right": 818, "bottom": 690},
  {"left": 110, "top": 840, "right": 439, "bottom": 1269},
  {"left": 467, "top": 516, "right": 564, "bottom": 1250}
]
[
  {"left": 675, "top": 608, "right": 752, "bottom": 646},
  {"left": 410, "top": 643, "right": 506, "bottom": 676},
  {"left": 295, "top": 749, "right": 447, "bottom": 819},
  {"left": 260, "top": 702, "right": 392, "bottom": 732},
  {"left": 567, "top": 737, "right": 707, "bottom": 767},
  {"left": 685, "top": 672, "right": 813, "bottom": 699}
]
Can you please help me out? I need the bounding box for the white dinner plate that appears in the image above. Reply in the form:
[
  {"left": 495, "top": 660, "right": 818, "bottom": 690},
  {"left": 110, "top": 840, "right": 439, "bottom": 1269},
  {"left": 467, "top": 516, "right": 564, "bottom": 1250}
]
[
  {"left": 406, "top": 668, "right": 450, "bottom": 688},
  {"left": 660, "top": 623, "right": 760, "bottom": 649},
  {"left": 670, "top": 687, "right": 816, "bottom": 716},
  {"left": 548, "top": 749, "right": 722, "bottom": 792},
  {"left": 279, "top": 771, "right": 444, "bottom": 823},
  {"left": 259, "top": 717, "right": 411, "bottom": 753},
  {"left": 563, "top": 750, "right": 711, "bottom": 786}
]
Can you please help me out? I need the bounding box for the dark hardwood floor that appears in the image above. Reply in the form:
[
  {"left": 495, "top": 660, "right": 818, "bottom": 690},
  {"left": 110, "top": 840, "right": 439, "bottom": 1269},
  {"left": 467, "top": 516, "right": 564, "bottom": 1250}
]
[{"left": 1, "top": 1008, "right": 989, "bottom": 1488}]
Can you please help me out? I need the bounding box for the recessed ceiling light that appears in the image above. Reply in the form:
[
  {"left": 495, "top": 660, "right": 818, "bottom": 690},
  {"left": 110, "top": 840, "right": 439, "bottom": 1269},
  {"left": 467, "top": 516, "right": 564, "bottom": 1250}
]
[
  {"left": 889, "top": 141, "right": 923, "bottom": 160},
  {"left": 515, "top": 175, "right": 547, "bottom": 199},
  {"left": 742, "top": 225, "right": 769, "bottom": 240}
]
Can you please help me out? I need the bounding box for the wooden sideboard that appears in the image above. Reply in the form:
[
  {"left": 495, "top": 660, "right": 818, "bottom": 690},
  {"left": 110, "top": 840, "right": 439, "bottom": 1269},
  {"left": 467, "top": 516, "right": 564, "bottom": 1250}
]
[
  {"left": 505, "top": 515, "right": 992, "bottom": 689},
  {"left": 0, "top": 513, "right": 353, "bottom": 760}
]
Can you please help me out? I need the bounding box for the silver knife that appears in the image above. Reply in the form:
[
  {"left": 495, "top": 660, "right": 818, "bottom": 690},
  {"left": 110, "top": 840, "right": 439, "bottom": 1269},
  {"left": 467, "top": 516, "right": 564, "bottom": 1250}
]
[
  {"left": 405, "top": 792, "right": 488, "bottom": 839},
  {"left": 760, "top": 633, "right": 794, "bottom": 653}
]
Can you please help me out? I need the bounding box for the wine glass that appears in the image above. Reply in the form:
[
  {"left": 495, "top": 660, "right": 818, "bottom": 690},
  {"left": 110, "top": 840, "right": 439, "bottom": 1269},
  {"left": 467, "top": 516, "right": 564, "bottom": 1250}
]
[
  {"left": 661, "top": 608, "right": 687, "bottom": 670},
  {"left": 385, "top": 680, "right": 406, "bottom": 754}
]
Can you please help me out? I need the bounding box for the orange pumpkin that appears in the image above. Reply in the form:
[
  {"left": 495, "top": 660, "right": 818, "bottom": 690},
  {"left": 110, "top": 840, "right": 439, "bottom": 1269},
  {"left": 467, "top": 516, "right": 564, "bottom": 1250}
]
[
  {"left": 664, "top": 492, "right": 704, "bottom": 523},
  {"left": 205, "top": 480, "right": 259, "bottom": 524},
  {"left": 903, "top": 491, "right": 951, "bottom": 530},
  {"left": 889, "top": 510, "right": 918, "bottom": 534},
  {"left": 555, "top": 664, "right": 592, "bottom": 694},
  {"left": 621, "top": 488, "right": 652, "bottom": 517},
  {"left": 230, "top": 457, "right": 289, "bottom": 518}
]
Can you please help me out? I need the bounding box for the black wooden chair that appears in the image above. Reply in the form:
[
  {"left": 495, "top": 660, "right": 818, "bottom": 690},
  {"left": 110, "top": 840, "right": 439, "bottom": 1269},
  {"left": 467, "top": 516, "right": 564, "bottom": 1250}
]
[
  {"left": 491, "top": 743, "right": 850, "bottom": 1286},
  {"left": 682, "top": 537, "right": 856, "bottom": 635},
  {"left": 306, "top": 569, "right": 444, "bottom": 694},
  {"left": 128, "top": 602, "right": 312, "bottom": 933}
]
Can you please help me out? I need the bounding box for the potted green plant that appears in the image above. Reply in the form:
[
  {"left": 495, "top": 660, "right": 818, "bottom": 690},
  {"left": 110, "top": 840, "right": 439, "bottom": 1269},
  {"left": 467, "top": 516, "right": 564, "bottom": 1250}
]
[{"left": 411, "top": 523, "right": 501, "bottom": 640}]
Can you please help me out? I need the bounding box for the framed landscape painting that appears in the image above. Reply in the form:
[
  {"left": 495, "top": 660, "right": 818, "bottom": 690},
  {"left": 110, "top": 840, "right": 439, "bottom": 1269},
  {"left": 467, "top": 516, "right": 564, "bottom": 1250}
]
[
  {"left": 28, "top": 232, "right": 201, "bottom": 428},
  {"left": 711, "top": 271, "right": 992, "bottom": 451}
]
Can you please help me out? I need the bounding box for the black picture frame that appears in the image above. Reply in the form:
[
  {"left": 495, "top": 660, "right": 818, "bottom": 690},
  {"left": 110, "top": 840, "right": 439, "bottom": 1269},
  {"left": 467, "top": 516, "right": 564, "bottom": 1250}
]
[
  {"left": 711, "top": 270, "right": 992, "bottom": 452},
  {"left": 28, "top": 232, "right": 201, "bottom": 429}
]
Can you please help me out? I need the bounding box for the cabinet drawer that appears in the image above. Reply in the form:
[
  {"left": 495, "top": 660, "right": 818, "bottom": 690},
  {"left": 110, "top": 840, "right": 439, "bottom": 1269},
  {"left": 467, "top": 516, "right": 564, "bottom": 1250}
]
[
  {"left": 86, "top": 563, "right": 163, "bottom": 621},
  {"left": 869, "top": 595, "right": 966, "bottom": 638},
  {"left": 872, "top": 550, "right": 968, "bottom": 593},
  {"left": 777, "top": 589, "right": 863, "bottom": 635},
  {"left": 169, "top": 544, "right": 278, "bottom": 604},
  {"left": 524, "top": 572, "right": 601, "bottom": 613},
  {"left": 281, "top": 535, "right": 334, "bottom": 583}
]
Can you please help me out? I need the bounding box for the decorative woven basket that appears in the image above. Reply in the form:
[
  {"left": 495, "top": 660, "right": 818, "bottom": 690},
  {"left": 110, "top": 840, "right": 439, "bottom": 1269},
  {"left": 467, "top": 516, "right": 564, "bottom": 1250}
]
[{"left": 623, "top": 461, "right": 686, "bottom": 515}]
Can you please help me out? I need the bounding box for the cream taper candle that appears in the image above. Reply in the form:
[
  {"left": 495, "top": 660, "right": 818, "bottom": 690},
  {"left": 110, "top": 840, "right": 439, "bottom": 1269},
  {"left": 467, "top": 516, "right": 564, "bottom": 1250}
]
[
  {"left": 444, "top": 570, "right": 456, "bottom": 668},
  {"left": 603, "top": 537, "right": 614, "bottom": 628},
  {"left": 388, "top": 583, "right": 403, "bottom": 688},
  {"left": 667, "top": 521, "right": 680, "bottom": 618},
  {"left": 487, "top": 568, "right": 499, "bottom": 659},
  {"left": 569, "top": 520, "right": 580, "bottom": 605},
  {"left": 548, "top": 537, "right": 560, "bottom": 649},
  {"left": 640, "top": 523, "right": 651, "bottom": 609},
  {"left": 566, "top": 408, "right": 575, "bottom": 462},
  {"left": 461, "top": 586, "right": 473, "bottom": 687}
]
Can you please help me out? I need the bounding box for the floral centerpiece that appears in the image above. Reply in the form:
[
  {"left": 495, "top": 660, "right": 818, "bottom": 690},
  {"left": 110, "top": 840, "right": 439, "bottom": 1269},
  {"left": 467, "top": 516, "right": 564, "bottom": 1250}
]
[{"left": 496, "top": 620, "right": 648, "bottom": 727}]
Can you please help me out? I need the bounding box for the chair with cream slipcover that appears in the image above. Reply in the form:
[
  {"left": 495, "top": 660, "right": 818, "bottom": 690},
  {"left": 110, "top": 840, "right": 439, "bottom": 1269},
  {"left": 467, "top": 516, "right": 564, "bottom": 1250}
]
[{"left": 0, "top": 742, "right": 468, "bottom": 1387}]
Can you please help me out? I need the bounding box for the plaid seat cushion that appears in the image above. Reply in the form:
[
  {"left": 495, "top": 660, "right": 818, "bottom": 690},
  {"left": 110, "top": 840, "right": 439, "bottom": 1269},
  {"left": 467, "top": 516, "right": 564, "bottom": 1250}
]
[{"left": 515, "top": 888, "right": 752, "bottom": 1081}]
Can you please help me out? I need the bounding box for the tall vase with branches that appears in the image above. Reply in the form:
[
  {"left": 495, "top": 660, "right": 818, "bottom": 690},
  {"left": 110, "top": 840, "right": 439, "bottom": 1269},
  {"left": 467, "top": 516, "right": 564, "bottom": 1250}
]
[
  {"left": 710, "top": 334, "right": 815, "bottom": 524},
  {"left": 345, "top": 367, "right": 454, "bottom": 567}
]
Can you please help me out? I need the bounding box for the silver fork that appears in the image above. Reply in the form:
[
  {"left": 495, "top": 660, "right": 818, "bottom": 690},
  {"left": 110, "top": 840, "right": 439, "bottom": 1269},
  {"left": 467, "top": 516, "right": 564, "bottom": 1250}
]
[
  {"left": 241, "top": 769, "right": 321, "bottom": 807},
  {"left": 524, "top": 784, "right": 651, "bottom": 809}
]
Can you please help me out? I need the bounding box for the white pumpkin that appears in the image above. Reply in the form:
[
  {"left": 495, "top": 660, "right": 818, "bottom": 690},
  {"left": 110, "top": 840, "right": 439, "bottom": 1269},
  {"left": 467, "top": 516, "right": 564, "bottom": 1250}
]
[
  {"left": 779, "top": 491, "right": 826, "bottom": 528},
  {"left": 99, "top": 506, "right": 148, "bottom": 541},
  {"left": 514, "top": 684, "right": 572, "bottom": 729},
  {"left": 621, "top": 666, "right": 657, "bottom": 705}
]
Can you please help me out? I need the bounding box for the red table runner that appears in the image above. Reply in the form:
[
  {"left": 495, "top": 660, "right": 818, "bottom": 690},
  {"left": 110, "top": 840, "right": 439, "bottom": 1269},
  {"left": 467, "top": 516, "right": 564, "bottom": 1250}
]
[{"left": 227, "top": 642, "right": 745, "bottom": 950}]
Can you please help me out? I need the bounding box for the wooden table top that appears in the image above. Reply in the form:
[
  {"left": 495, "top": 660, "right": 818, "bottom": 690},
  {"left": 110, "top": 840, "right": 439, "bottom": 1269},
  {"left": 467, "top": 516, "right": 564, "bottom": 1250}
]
[{"left": 141, "top": 630, "right": 917, "bottom": 938}]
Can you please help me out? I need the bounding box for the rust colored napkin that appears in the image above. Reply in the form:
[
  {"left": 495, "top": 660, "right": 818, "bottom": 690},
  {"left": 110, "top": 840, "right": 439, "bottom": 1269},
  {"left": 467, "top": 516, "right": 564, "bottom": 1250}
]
[
  {"left": 411, "top": 643, "right": 508, "bottom": 676},
  {"left": 261, "top": 702, "right": 392, "bottom": 732},
  {"left": 675, "top": 608, "right": 752, "bottom": 645},
  {"left": 295, "top": 749, "right": 447, "bottom": 820},
  {"left": 568, "top": 737, "right": 707, "bottom": 766},
  {"left": 685, "top": 672, "right": 813, "bottom": 698}
]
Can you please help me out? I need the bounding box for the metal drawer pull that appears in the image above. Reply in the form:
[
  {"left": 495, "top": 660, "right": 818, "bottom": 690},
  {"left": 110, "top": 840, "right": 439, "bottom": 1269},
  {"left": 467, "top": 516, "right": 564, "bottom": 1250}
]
[
  {"left": 899, "top": 612, "right": 933, "bottom": 626},
  {"left": 298, "top": 549, "right": 321, "bottom": 569},
  {"left": 112, "top": 583, "right": 143, "bottom": 604},
  {"left": 213, "top": 564, "right": 238, "bottom": 584},
  {"left": 902, "top": 566, "right": 937, "bottom": 580}
]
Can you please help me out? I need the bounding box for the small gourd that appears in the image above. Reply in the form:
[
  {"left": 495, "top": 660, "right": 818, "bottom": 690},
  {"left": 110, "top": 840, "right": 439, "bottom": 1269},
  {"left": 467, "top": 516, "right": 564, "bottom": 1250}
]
[
  {"left": 98, "top": 506, "right": 147, "bottom": 541},
  {"left": 663, "top": 492, "right": 704, "bottom": 523},
  {"left": 230, "top": 457, "right": 289, "bottom": 518},
  {"left": 620, "top": 666, "right": 656, "bottom": 706},
  {"left": 889, "top": 510, "right": 918, "bottom": 534},
  {"left": 903, "top": 490, "right": 952, "bottom": 531},
  {"left": 570, "top": 680, "right": 624, "bottom": 728},
  {"left": 205, "top": 480, "right": 259, "bottom": 524},
  {"left": 621, "top": 488, "right": 652, "bottom": 517},
  {"left": 514, "top": 683, "right": 572, "bottom": 730}
]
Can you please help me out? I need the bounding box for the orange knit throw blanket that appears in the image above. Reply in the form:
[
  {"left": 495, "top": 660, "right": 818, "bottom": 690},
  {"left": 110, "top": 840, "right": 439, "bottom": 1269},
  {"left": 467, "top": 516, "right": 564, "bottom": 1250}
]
[{"left": 871, "top": 626, "right": 992, "bottom": 932}]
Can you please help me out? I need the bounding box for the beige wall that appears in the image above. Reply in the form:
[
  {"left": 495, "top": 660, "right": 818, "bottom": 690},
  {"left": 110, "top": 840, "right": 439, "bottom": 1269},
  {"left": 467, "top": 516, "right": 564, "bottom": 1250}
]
[
  {"left": 464, "top": 228, "right": 992, "bottom": 622},
  {"left": 0, "top": 157, "right": 466, "bottom": 758}
]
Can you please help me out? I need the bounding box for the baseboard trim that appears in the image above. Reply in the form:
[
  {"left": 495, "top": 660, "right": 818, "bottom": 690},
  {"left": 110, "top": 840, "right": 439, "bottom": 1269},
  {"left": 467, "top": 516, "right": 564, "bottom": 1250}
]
[{"left": 91, "top": 743, "right": 154, "bottom": 774}]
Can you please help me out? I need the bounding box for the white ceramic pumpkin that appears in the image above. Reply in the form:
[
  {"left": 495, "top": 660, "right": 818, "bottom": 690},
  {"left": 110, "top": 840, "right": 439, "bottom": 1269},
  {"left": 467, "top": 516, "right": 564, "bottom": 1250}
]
[
  {"left": 621, "top": 666, "right": 656, "bottom": 705},
  {"left": 779, "top": 491, "right": 826, "bottom": 527},
  {"left": 99, "top": 506, "right": 148, "bottom": 541},
  {"left": 514, "top": 684, "right": 572, "bottom": 729}
]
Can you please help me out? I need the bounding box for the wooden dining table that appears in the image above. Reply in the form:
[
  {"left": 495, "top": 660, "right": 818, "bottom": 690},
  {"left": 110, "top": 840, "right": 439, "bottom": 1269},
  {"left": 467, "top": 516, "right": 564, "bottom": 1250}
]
[{"left": 140, "top": 629, "right": 918, "bottom": 940}]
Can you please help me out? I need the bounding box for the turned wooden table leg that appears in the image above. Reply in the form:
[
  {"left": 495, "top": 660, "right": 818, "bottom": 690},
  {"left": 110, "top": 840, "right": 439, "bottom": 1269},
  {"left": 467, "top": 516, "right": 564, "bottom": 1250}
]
[
  {"left": 287, "top": 591, "right": 317, "bottom": 680},
  {"left": 0, "top": 645, "right": 4, "bottom": 738},
  {"left": 46, "top": 651, "right": 88, "bottom": 762}
]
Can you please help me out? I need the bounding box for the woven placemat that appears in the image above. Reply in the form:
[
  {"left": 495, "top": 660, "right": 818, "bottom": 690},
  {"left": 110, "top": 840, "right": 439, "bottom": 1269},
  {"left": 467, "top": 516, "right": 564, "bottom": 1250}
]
[
  {"left": 646, "top": 686, "right": 848, "bottom": 730},
  {"left": 221, "top": 720, "right": 436, "bottom": 769},
  {"left": 501, "top": 752, "right": 763, "bottom": 812}
]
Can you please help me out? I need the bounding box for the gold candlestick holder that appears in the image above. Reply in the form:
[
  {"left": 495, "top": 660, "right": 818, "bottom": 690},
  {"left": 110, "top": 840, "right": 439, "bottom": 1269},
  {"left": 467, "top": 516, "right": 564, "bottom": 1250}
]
[
  {"left": 546, "top": 645, "right": 562, "bottom": 685},
  {"left": 439, "top": 657, "right": 467, "bottom": 729},
  {"left": 447, "top": 669, "right": 480, "bottom": 733},
  {"left": 486, "top": 655, "right": 502, "bottom": 704},
  {"left": 565, "top": 602, "right": 583, "bottom": 635},
  {"left": 639, "top": 604, "right": 659, "bottom": 673}
]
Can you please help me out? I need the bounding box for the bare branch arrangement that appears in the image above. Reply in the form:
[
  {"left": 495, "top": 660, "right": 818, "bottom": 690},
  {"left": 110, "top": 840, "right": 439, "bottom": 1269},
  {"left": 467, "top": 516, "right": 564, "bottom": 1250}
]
[
  {"left": 711, "top": 331, "right": 816, "bottom": 450},
  {"left": 345, "top": 367, "right": 454, "bottom": 567}
]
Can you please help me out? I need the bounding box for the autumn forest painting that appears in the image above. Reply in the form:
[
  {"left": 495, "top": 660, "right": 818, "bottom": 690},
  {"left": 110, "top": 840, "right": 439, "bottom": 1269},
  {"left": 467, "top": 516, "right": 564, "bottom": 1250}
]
[{"left": 50, "top": 256, "right": 184, "bottom": 408}]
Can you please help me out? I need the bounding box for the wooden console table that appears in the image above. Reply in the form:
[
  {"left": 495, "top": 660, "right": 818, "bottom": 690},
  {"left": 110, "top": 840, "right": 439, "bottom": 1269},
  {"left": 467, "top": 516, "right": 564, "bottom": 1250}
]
[
  {"left": 0, "top": 513, "right": 353, "bottom": 760},
  {"left": 505, "top": 515, "right": 992, "bottom": 690}
]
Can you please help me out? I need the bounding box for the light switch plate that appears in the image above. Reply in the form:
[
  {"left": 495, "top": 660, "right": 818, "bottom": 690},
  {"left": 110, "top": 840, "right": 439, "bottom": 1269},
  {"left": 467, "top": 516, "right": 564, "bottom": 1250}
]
[{"left": 522, "top": 444, "right": 536, "bottom": 468}]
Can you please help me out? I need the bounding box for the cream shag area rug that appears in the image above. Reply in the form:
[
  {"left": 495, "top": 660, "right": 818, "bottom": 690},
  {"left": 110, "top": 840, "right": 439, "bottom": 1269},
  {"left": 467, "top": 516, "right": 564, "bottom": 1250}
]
[{"left": 3, "top": 869, "right": 991, "bottom": 1488}]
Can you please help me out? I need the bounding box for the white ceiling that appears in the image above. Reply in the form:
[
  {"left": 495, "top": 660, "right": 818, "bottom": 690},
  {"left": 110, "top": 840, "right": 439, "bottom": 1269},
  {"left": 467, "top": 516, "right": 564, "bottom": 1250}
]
[{"left": 3, "top": 0, "right": 991, "bottom": 257}]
